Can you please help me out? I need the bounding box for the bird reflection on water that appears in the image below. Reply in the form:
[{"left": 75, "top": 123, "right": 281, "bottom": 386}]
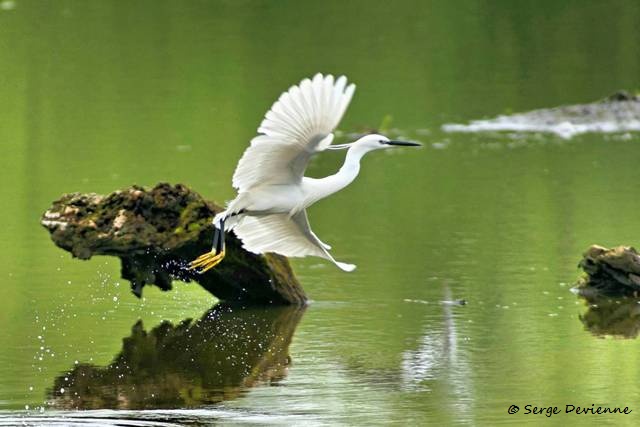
[{"left": 49, "top": 305, "right": 305, "bottom": 409}]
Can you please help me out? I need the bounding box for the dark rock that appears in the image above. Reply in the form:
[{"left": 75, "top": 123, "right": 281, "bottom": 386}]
[
  {"left": 41, "top": 183, "right": 306, "bottom": 305},
  {"left": 607, "top": 91, "right": 638, "bottom": 102},
  {"left": 576, "top": 244, "right": 640, "bottom": 297}
]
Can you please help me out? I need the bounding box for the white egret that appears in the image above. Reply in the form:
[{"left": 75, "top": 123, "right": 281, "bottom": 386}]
[{"left": 190, "top": 73, "right": 420, "bottom": 273}]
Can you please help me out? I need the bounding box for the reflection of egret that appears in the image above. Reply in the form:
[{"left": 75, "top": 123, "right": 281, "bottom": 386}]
[
  {"left": 190, "top": 74, "right": 420, "bottom": 273},
  {"left": 402, "top": 285, "right": 473, "bottom": 419}
]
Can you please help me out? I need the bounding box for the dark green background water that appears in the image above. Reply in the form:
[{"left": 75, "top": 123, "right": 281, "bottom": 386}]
[{"left": 2, "top": 0, "right": 640, "bottom": 425}]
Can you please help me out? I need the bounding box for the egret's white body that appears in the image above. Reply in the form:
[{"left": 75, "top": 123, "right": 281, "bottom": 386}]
[{"left": 190, "top": 73, "right": 420, "bottom": 273}]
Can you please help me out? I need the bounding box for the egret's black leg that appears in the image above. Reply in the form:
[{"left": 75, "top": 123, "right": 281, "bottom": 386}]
[
  {"left": 211, "top": 226, "right": 220, "bottom": 253},
  {"left": 218, "top": 218, "right": 226, "bottom": 253},
  {"left": 189, "top": 217, "right": 228, "bottom": 273},
  {"left": 211, "top": 211, "right": 237, "bottom": 252}
]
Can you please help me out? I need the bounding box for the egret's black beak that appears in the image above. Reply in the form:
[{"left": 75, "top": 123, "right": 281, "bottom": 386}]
[{"left": 385, "top": 140, "right": 422, "bottom": 147}]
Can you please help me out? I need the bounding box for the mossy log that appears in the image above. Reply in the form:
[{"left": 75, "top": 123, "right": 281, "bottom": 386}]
[
  {"left": 576, "top": 244, "right": 640, "bottom": 297},
  {"left": 41, "top": 183, "right": 306, "bottom": 305}
]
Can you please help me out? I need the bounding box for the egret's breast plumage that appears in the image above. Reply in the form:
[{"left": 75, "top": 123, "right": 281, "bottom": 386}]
[{"left": 243, "top": 184, "right": 305, "bottom": 214}]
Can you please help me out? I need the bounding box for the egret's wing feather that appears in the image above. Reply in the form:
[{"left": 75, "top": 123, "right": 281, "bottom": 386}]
[
  {"left": 233, "top": 211, "right": 355, "bottom": 272},
  {"left": 232, "top": 74, "right": 356, "bottom": 192},
  {"left": 233, "top": 213, "right": 324, "bottom": 258},
  {"left": 290, "top": 210, "right": 335, "bottom": 257},
  {"left": 292, "top": 211, "right": 354, "bottom": 270}
]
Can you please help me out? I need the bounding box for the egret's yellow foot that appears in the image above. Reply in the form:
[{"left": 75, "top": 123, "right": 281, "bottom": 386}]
[{"left": 188, "top": 250, "right": 225, "bottom": 273}]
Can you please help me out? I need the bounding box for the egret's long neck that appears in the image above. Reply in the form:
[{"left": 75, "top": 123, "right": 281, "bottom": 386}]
[
  {"left": 337, "top": 145, "right": 366, "bottom": 184},
  {"left": 304, "top": 145, "right": 367, "bottom": 205}
]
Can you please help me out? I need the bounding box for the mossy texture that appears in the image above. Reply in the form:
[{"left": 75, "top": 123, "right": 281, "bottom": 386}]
[
  {"left": 41, "top": 183, "right": 306, "bottom": 304},
  {"left": 577, "top": 244, "right": 640, "bottom": 297}
]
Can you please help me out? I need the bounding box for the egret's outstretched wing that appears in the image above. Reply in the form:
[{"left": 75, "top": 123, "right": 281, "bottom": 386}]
[
  {"left": 233, "top": 210, "right": 356, "bottom": 272},
  {"left": 232, "top": 74, "right": 356, "bottom": 192}
]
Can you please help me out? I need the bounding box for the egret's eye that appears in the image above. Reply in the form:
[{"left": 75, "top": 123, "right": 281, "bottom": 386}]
[{"left": 378, "top": 140, "right": 387, "bottom": 144}]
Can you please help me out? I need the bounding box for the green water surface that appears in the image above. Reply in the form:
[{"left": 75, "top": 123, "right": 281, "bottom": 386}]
[{"left": 2, "top": 1, "right": 640, "bottom": 425}]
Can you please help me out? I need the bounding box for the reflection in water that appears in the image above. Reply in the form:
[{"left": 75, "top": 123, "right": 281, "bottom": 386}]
[
  {"left": 579, "top": 296, "right": 640, "bottom": 339},
  {"left": 49, "top": 305, "right": 305, "bottom": 409},
  {"left": 401, "top": 286, "right": 473, "bottom": 416}
]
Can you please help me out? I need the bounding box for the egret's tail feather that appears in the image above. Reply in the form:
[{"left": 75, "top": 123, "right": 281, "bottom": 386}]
[
  {"left": 213, "top": 211, "right": 227, "bottom": 228},
  {"left": 223, "top": 215, "right": 241, "bottom": 232},
  {"left": 214, "top": 206, "right": 244, "bottom": 231}
]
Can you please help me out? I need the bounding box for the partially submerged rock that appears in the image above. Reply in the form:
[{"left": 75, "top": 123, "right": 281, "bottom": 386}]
[
  {"left": 50, "top": 304, "right": 305, "bottom": 409},
  {"left": 576, "top": 244, "right": 640, "bottom": 297},
  {"left": 443, "top": 91, "right": 640, "bottom": 139},
  {"left": 41, "top": 183, "right": 306, "bottom": 305}
]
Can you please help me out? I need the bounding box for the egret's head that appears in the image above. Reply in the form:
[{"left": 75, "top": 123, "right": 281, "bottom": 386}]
[
  {"left": 327, "top": 133, "right": 421, "bottom": 152},
  {"left": 352, "top": 134, "right": 422, "bottom": 152}
]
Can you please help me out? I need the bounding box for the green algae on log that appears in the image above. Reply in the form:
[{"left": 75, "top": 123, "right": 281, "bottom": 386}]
[
  {"left": 576, "top": 245, "right": 640, "bottom": 297},
  {"left": 50, "top": 304, "right": 305, "bottom": 409},
  {"left": 41, "top": 183, "right": 306, "bottom": 305}
]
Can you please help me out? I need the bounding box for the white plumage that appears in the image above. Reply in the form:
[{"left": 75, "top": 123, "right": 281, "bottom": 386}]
[
  {"left": 190, "top": 73, "right": 420, "bottom": 274},
  {"left": 226, "top": 73, "right": 357, "bottom": 271},
  {"left": 232, "top": 74, "right": 355, "bottom": 192}
]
